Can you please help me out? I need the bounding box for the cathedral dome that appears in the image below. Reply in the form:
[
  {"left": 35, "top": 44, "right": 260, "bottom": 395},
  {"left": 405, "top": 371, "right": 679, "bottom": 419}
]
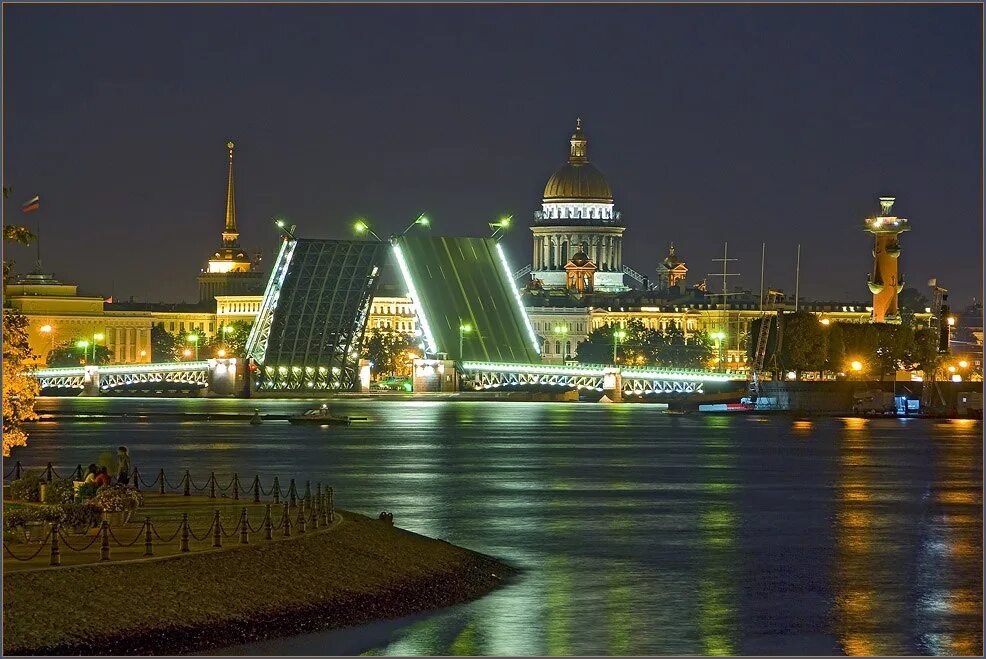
[{"left": 542, "top": 118, "right": 613, "bottom": 204}]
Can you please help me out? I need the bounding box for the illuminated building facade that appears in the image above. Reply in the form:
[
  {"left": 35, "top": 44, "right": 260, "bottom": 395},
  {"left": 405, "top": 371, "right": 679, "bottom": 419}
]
[
  {"left": 656, "top": 243, "right": 688, "bottom": 292},
  {"left": 864, "top": 196, "right": 910, "bottom": 323},
  {"left": 196, "top": 141, "right": 265, "bottom": 304},
  {"left": 366, "top": 296, "right": 418, "bottom": 336},
  {"left": 531, "top": 119, "right": 626, "bottom": 292}
]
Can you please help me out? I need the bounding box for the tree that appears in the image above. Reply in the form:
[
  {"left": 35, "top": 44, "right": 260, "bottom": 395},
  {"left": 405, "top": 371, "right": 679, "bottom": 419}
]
[
  {"left": 825, "top": 322, "right": 846, "bottom": 372},
  {"left": 655, "top": 323, "right": 714, "bottom": 369},
  {"left": 576, "top": 320, "right": 714, "bottom": 369},
  {"left": 898, "top": 287, "right": 930, "bottom": 326},
  {"left": 212, "top": 320, "right": 253, "bottom": 357},
  {"left": 362, "top": 331, "right": 417, "bottom": 378},
  {"left": 151, "top": 324, "right": 182, "bottom": 362},
  {"left": 2, "top": 203, "right": 39, "bottom": 456},
  {"left": 47, "top": 340, "right": 113, "bottom": 367},
  {"left": 2, "top": 310, "right": 39, "bottom": 456},
  {"left": 779, "top": 311, "right": 827, "bottom": 375}
]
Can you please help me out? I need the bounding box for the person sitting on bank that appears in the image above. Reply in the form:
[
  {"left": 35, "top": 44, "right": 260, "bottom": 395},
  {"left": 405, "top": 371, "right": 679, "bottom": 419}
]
[
  {"left": 83, "top": 464, "right": 99, "bottom": 484},
  {"left": 116, "top": 446, "right": 131, "bottom": 485},
  {"left": 94, "top": 466, "right": 112, "bottom": 487}
]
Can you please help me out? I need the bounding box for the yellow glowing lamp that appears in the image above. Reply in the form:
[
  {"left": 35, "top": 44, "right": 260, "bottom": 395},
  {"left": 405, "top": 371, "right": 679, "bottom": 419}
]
[
  {"left": 93, "top": 333, "right": 105, "bottom": 341},
  {"left": 183, "top": 348, "right": 193, "bottom": 357},
  {"left": 222, "top": 325, "right": 235, "bottom": 334},
  {"left": 217, "top": 349, "right": 227, "bottom": 358},
  {"left": 850, "top": 360, "right": 863, "bottom": 372},
  {"left": 958, "top": 360, "right": 969, "bottom": 369},
  {"left": 39, "top": 324, "right": 53, "bottom": 334}
]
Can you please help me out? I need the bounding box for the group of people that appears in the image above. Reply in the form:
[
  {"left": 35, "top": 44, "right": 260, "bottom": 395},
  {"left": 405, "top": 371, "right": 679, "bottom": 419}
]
[{"left": 81, "top": 446, "right": 132, "bottom": 488}]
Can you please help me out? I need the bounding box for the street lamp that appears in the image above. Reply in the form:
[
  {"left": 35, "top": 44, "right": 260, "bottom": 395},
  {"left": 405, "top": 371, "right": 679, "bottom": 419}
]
[
  {"left": 188, "top": 334, "right": 199, "bottom": 360},
  {"left": 553, "top": 324, "right": 568, "bottom": 358},
  {"left": 76, "top": 339, "right": 89, "bottom": 364},
  {"left": 489, "top": 215, "right": 512, "bottom": 240},
  {"left": 612, "top": 328, "right": 626, "bottom": 363},
  {"left": 39, "top": 324, "right": 54, "bottom": 354},
  {"left": 401, "top": 213, "right": 430, "bottom": 236},
  {"left": 850, "top": 359, "right": 864, "bottom": 380},
  {"left": 713, "top": 331, "right": 726, "bottom": 372},
  {"left": 353, "top": 219, "right": 383, "bottom": 242},
  {"left": 91, "top": 332, "right": 105, "bottom": 362},
  {"left": 273, "top": 217, "right": 295, "bottom": 239},
  {"left": 459, "top": 323, "right": 473, "bottom": 359}
]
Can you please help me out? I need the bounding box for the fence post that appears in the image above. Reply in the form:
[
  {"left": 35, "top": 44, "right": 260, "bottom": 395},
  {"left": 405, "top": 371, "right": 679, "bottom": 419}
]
[
  {"left": 283, "top": 503, "right": 291, "bottom": 537},
  {"left": 297, "top": 501, "right": 307, "bottom": 534},
  {"left": 180, "top": 513, "right": 190, "bottom": 552},
  {"left": 158, "top": 469, "right": 165, "bottom": 494},
  {"left": 288, "top": 479, "right": 297, "bottom": 508},
  {"left": 305, "top": 480, "right": 312, "bottom": 505},
  {"left": 322, "top": 493, "right": 329, "bottom": 526},
  {"left": 45, "top": 462, "right": 53, "bottom": 484},
  {"left": 232, "top": 473, "right": 240, "bottom": 501},
  {"left": 49, "top": 523, "right": 61, "bottom": 566},
  {"left": 240, "top": 508, "right": 249, "bottom": 545},
  {"left": 15, "top": 461, "right": 22, "bottom": 480},
  {"left": 311, "top": 498, "right": 320, "bottom": 530},
  {"left": 100, "top": 521, "right": 110, "bottom": 561},
  {"left": 209, "top": 471, "right": 216, "bottom": 499},
  {"left": 253, "top": 475, "right": 261, "bottom": 504},
  {"left": 328, "top": 487, "right": 335, "bottom": 522},
  {"left": 143, "top": 517, "right": 153, "bottom": 557},
  {"left": 264, "top": 504, "right": 273, "bottom": 541},
  {"left": 132, "top": 467, "right": 141, "bottom": 492},
  {"left": 272, "top": 476, "right": 280, "bottom": 505},
  {"left": 183, "top": 470, "right": 190, "bottom": 497},
  {"left": 212, "top": 510, "right": 222, "bottom": 548}
]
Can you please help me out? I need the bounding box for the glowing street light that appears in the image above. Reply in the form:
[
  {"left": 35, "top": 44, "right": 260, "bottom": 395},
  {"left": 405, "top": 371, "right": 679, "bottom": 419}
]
[
  {"left": 819, "top": 318, "right": 831, "bottom": 326},
  {"left": 222, "top": 325, "right": 235, "bottom": 335},
  {"left": 183, "top": 348, "right": 193, "bottom": 359},
  {"left": 187, "top": 333, "right": 200, "bottom": 360},
  {"left": 217, "top": 348, "right": 227, "bottom": 358},
  {"left": 713, "top": 331, "right": 726, "bottom": 372},
  {"left": 401, "top": 213, "right": 430, "bottom": 236},
  {"left": 353, "top": 219, "right": 383, "bottom": 242},
  {"left": 959, "top": 360, "right": 969, "bottom": 369},
  {"left": 459, "top": 322, "right": 473, "bottom": 359},
  {"left": 39, "top": 324, "right": 55, "bottom": 353},
  {"left": 489, "top": 215, "right": 513, "bottom": 240},
  {"left": 273, "top": 217, "right": 295, "bottom": 239},
  {"left": 946, "top": 316, "right": 956, "bottom": 326},
  {"left": 850, "top": 360, "right": 864, "bottom": 379},
  {"left": 612, "top": 328, "right": 627, "bottom": 363}
]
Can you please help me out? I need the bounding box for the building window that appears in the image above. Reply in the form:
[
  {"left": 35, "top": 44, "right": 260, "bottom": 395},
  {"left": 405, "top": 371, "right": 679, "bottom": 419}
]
[
  {"left": 554, "top": 340, "right": 561, "bottom": 354},
  {"left": 565, "top": 341, "right": 572, "bottom": 356}
]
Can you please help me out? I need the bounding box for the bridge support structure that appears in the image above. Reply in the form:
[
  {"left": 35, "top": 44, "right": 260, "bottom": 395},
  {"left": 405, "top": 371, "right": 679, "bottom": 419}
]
[{"left": 32, "top": 359, "right": 239, "bottom": 397}]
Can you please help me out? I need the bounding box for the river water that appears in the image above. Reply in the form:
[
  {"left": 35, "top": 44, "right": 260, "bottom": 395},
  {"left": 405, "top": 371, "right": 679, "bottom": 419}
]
[{"left": 14, "top": 397, "right": 983, "bottom": 656}]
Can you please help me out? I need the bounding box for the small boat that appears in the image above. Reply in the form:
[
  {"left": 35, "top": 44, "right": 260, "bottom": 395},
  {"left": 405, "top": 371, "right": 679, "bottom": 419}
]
[{"left": 288, "top": 404, "right": 352, "bottom": 426}]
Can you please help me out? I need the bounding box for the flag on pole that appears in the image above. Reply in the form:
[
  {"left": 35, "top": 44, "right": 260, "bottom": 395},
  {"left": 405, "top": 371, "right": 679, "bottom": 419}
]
[{"left": 21, "top": 195, "right": 40, "bottom": 213}]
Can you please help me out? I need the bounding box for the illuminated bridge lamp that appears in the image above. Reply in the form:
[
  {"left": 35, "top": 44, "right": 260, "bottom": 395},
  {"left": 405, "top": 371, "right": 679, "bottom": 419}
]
[
  {"left": 459, "top": 323, "right": 473, "bottom": 360},
  {"left": 353, "top": 219, "right": 382, "bottom": 242},
  {"left": 489, "top": 215, "right": 512, "bottom": 240},
  {"left": 613, "top": 329, "right": 627, "bottom": 363}
]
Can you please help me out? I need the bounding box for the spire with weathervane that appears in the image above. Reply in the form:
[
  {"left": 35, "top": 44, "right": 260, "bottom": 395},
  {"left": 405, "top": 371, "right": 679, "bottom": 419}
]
[
  {"left": 222, "top": 140, "right": 239, "bottom": 247},
  {"left": 569, "top": 117, "right": 588, "bottom": 164}
]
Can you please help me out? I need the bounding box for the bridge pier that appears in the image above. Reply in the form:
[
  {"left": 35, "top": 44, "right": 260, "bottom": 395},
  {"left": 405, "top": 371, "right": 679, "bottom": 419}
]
[
  {"left": 602, "top": 367, "right": 623, "bottom": 403},
  {"left": 81, "top": 366, "right": 101, "bottom": 397}
]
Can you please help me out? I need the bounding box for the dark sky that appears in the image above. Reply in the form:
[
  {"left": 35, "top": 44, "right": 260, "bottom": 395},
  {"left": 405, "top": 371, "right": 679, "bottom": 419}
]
[{"left": 3, "top": 4, "right": 982, "bottom": 305}]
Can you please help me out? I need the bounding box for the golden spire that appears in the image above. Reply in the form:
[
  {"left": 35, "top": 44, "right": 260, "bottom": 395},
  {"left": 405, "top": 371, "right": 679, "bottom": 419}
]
[
  {"left": 569, "top": 117, "right": 587, "bottom": 164},
  {"left": 222, "top": 140, "right": 238, "bottom": 245}
]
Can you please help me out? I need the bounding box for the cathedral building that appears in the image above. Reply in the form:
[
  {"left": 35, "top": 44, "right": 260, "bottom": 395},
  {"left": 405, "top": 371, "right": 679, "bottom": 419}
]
[
  {"left": 531, "top": 119, "right": 627, "bottom": 292},
  {"left": 196, "top": 141, "right": 265, "bottom": 304}
]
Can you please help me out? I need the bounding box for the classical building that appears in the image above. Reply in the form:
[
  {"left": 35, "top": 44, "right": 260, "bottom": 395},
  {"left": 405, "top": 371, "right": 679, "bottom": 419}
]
[
  {"left": 196, "top": 141, "right": 265, "bottom": 304},
  {"left": 366, "top": 296, "right": 418, "bottom": 336},
  {"left": 4, "top": 273, "right": 152, "bottom": 365},
  {"left": 864, "top": 196, "right": 909, "bottom": 323},
  {"left": 531, "top": 119, "right": 626, "bottom": 292},
  {"left": 655, "top": 243, "right": 688, "bottom": 292}
]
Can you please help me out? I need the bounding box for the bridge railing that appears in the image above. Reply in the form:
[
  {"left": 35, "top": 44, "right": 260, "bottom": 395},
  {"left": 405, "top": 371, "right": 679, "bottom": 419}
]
[{"left": 460, "top": 360, "right": 738, "bottom": 381}]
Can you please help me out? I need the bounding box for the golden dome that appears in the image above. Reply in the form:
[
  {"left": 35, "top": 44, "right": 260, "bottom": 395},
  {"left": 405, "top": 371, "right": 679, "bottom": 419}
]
[{"left": 542, "top": 118, "right": 613, "bottom": 203}]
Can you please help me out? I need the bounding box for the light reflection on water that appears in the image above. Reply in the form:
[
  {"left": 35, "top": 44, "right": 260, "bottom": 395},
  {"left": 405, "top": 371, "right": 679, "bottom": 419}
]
[{"left": 18, "top": 397, "right": 984, "bottom": 656}]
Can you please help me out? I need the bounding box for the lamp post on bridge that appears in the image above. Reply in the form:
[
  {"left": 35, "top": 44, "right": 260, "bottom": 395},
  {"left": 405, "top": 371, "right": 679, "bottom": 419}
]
[
  {"left": 459, "top": 323, "right": 473, "bottom": 360},
  {"left": 612, "top": 329, "right": 626, "bottom": 364}
]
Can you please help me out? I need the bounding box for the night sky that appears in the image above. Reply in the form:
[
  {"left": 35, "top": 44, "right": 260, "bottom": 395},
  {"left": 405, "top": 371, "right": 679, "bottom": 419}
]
[{"left": 3, "top": 4, "right": 982, "bottom": 305}]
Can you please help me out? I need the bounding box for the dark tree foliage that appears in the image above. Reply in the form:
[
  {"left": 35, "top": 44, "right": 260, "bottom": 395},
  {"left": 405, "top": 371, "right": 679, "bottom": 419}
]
[
  {"left": 47, "top": 340, "right": 112, "bottom": 367},
  {"left": 576, "top": 320, "right": 713, "bottom": 368}
]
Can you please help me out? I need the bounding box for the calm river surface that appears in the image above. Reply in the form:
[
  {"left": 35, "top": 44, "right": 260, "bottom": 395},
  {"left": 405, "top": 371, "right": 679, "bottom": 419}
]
[{"left": 15, "top": 397, "right": 984, "bottom": 656}]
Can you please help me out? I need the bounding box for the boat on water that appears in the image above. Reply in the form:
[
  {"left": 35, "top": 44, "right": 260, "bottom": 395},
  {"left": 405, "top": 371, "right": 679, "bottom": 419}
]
[{"left": 288, "top": 404, "right": 353, "bottom": 426}]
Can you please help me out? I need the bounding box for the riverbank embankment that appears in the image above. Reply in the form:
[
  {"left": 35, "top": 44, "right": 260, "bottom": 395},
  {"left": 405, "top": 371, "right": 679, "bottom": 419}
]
[{"left": 3, "top": 511, "right": 514, "bottom": 655}]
